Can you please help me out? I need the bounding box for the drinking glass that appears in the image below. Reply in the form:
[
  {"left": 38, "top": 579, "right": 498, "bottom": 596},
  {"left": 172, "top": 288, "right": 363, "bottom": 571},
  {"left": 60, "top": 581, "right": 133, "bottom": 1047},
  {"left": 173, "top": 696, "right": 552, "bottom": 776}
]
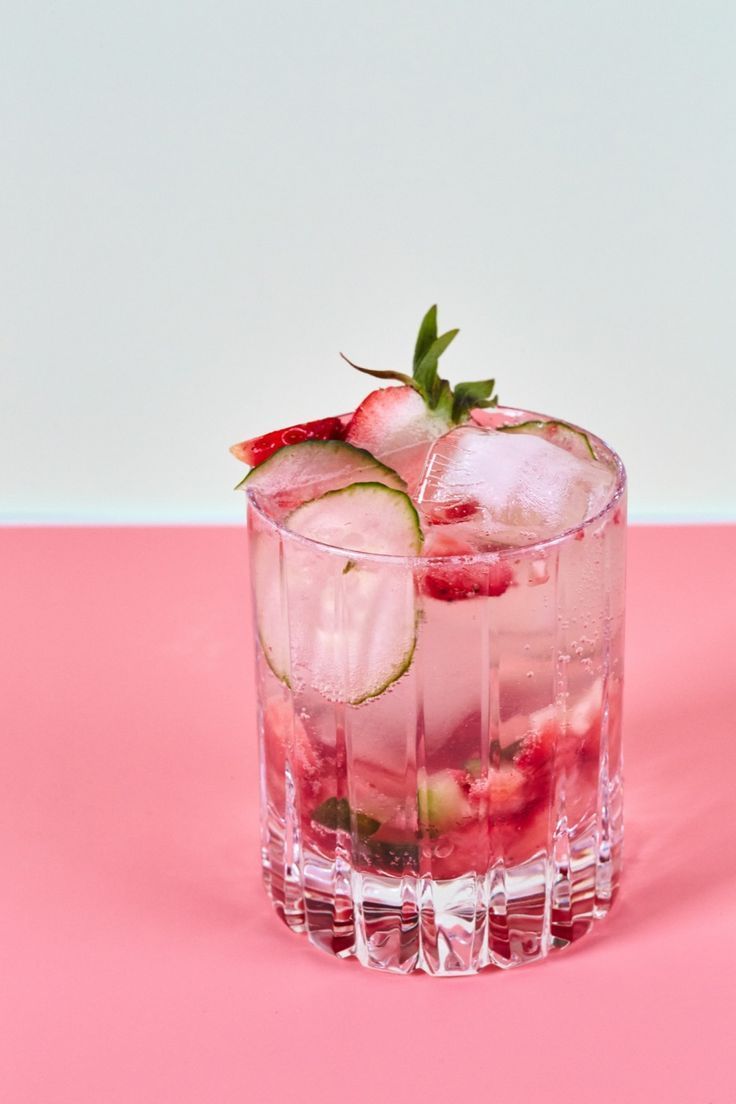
[{"left": 247, "top": 410, "right": 626, "bottom": 975}]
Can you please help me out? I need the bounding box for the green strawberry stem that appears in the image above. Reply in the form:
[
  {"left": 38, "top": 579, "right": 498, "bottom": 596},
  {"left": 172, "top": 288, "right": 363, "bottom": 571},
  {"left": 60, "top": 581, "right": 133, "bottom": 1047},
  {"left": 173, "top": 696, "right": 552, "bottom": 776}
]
[{"left": 340, "top": 304, "right": 498, "bottom": 426}]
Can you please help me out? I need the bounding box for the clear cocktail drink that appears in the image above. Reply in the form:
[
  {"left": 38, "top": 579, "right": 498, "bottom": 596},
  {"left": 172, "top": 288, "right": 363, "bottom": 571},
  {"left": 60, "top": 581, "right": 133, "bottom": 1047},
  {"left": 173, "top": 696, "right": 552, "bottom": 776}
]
[{"left": 246, "top": 405, "right": 626, "bottom": 975}]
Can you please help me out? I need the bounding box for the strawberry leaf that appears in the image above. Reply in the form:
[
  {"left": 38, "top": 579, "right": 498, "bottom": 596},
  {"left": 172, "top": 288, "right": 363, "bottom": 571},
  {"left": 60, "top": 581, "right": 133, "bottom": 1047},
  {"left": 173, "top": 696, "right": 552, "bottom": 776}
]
[
  {"left": 413, "top": 328, "right": 459, "bottom": 406},
  {"left": 339, "top": 352, "right": 415, "bottom": 389},
  {"left": 341, "top": 306, "right": 500, "bottom": 426},
  {"left": 413, "top": 304, "right": 438, "bottom": 371},
  {"left": 451, "top": 378, "right": 497, "bottom": 422}
]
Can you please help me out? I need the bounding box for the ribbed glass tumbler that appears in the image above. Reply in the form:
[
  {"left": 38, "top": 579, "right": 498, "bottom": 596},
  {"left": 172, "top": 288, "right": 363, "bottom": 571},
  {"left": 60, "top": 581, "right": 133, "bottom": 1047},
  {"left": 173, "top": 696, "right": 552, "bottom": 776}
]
[{"left": 247, "top": 432, "right": 626, "bottom": 976}]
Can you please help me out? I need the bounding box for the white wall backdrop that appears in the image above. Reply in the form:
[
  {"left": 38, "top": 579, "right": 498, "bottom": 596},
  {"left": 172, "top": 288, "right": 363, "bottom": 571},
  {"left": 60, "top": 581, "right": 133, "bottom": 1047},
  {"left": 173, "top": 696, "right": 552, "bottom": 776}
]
[{"left": 3, "top": 1, "right": 735, "bottom": 523}]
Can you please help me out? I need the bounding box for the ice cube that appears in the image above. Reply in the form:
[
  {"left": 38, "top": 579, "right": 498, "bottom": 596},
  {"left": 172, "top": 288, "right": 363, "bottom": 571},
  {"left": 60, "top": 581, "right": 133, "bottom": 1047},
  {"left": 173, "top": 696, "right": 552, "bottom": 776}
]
[{"left": 417, "top": 425, "right": 616, "bottom": 547}]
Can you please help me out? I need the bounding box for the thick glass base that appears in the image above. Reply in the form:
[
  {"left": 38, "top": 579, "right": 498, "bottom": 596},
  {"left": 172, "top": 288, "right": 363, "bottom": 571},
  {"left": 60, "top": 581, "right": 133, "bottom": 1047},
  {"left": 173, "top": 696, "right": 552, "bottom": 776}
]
[{"left": 261, "top": 808, "right": 622, "bottom": 976}]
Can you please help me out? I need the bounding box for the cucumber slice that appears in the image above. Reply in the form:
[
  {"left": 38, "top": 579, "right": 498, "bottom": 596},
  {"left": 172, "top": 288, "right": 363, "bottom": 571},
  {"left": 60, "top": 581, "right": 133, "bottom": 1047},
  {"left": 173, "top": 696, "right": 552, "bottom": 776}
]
[
  {"left": 239, "top": 439, "right": 407, "bottom": 517},
  {"left": 311, "top": 797, "right": 381, "bottom": 839},
  {"left": 287, "top": 482, "right": 423, "bottom": 556},
  {"left": 497, "top": 419, "right": 597, "bottom": 460},
  {"left": 253, "top": 483, "right": 423, "bottom": 704},
  {"left": 417, "top": 769, "right": 471, "bottom": 830}
]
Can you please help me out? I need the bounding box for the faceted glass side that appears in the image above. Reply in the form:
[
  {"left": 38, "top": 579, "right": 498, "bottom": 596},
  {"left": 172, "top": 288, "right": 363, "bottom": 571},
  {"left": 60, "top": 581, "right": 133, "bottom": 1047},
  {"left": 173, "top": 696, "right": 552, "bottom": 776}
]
[{"left": 250, "top": 451, "right": 626, "bottom": 976}]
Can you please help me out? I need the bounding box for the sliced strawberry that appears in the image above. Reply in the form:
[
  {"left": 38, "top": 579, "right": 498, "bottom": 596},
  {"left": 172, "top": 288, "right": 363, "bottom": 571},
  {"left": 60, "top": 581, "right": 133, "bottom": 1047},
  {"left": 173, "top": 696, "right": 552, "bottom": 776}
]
[
  {"left": 231, "top": 415, "right": 347, "bottom": 467},
  {"left": 419, "top": 530, "right": 513, "bottom": 602},
  {"left": 345, "top": 386, "right": 451, "bottom": 490},
  {"left": 337, "top": 305, "right": 500, "bottom": 490}
]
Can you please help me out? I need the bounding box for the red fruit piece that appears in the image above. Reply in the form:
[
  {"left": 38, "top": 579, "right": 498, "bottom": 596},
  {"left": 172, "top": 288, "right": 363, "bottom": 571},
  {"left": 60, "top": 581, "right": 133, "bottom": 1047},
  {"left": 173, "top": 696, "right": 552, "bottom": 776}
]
[
  {"left": 514, "top": 720, "right": 559, "bottom": 774},
  {"left": 231, "top": 415, "right": 346, "bottom": 467},
  {"left": 420, "top": 531, "right": 512, "bottom": 602},
  {"left": 345, "top": 385, "right": 451, "bottom": 489},
  {"left": 346, "top": 386, "right": 450, "bottom": 452},
  {"left": 422, "top": 499, "right": 480, "bottom": 525},
  {"left": 422, "top": 565, "right": 512, "bottom": 602},
  {"left": 488, "top": 766, "right": 530, "bottom": 817},
  {"left": 468, "top": 765, "right": 530, "bottom": 819}
]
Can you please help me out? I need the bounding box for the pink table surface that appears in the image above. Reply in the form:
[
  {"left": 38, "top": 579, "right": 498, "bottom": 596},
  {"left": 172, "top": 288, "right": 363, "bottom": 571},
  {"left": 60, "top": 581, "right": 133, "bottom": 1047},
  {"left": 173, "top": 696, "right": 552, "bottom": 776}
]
[{"left": 1, "top": 525, "right": 734, "bottom": 1104}]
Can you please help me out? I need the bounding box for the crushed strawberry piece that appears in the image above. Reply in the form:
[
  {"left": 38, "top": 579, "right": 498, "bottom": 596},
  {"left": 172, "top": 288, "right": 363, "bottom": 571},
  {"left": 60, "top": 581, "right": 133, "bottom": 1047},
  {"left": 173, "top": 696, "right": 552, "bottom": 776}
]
[
  {"left": 420, "top": 531, "right": 513, "bottom": 601},
  {"left": 423, "top": 499, "right": 481, "bottom": 525},
  {"left": 468, "top": 765, "right": 530, "bottom": 818},
  {"left": 514, "top": 721, "right": 559, "bottom": 774}
]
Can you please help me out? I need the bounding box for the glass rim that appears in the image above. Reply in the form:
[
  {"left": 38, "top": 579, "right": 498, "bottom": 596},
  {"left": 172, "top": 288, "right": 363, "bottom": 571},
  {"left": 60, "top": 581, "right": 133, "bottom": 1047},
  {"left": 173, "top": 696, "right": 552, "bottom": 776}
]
[{"left": 246, "top": 408, "right": 627, "bottom": 566}]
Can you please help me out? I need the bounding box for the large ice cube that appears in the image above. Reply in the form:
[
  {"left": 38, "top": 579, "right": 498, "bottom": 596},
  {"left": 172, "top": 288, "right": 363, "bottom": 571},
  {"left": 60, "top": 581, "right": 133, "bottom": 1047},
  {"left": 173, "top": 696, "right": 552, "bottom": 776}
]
[{"left": 417, "top": 425, "right": 616, "bottom": 547}]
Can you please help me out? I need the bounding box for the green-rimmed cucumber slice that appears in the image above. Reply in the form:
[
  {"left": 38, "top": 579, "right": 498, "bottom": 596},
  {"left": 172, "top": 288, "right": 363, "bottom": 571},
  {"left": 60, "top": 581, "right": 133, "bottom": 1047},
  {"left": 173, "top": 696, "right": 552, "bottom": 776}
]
[
  {"left": 238, "top": 439, "right": 407, "bottom": 517},
  {"left": 253, "top": 482, "right": 423, "bottom": 704},
  {"left": 287, "top": 481, "right": 423, "bottom": 556},
  {"left": 498, "top": 419, "right": 597, "bottom": 460}
]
